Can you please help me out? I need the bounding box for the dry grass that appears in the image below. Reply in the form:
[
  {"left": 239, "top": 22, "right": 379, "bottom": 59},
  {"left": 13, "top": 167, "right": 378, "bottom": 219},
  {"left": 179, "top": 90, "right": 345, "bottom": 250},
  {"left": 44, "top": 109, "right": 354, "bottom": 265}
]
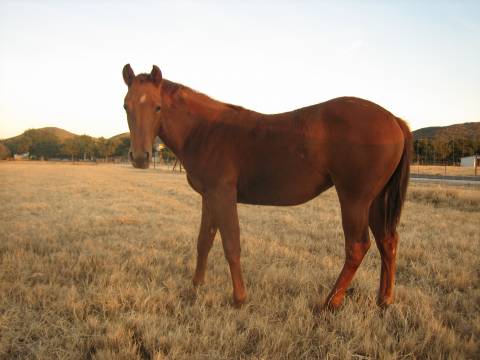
[
  {"left": 408, "top": 183, "right": 480, "bottom": 212},
  {"left": 0, "top": 162, "right": 479, "bottom": 359},
  {"left": 411, "top": 165, "right": 479, "bottom": 177}
]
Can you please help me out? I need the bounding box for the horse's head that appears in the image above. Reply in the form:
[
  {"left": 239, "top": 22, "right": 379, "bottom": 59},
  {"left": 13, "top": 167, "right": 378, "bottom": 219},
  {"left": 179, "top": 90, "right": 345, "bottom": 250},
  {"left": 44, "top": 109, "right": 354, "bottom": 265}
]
[{"left": 122, "top": 64, "right": 164, "bottom": 169}]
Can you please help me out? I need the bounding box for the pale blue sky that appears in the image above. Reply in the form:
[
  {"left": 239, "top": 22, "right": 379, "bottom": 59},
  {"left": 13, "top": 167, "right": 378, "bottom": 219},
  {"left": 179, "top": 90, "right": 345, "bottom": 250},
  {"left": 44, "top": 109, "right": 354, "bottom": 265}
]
[{"left": 0, "top": 0, "right": 479, "bottom": 138}]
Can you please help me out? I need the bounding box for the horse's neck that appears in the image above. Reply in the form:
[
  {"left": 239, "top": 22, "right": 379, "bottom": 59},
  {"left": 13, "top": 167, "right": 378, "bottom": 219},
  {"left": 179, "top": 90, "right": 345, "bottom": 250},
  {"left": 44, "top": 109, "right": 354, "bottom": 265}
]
[{"left": 159, "top": 86, "right": 260, "bottom": 162}]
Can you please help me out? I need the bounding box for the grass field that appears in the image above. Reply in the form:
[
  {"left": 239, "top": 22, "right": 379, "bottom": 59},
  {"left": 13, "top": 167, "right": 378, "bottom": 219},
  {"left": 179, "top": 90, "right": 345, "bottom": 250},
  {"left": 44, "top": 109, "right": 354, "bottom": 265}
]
[
  {"left": 411, "top": 164, "right": 479, "bottom": 177},
  {"left": 0, "top": 162, "right": 479, "bottom": 359}
]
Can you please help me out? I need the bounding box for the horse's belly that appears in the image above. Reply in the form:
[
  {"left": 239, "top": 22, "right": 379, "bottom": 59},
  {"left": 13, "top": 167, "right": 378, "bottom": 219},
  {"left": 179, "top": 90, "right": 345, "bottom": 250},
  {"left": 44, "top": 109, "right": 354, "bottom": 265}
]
[{"left": 237, "top": 173, "right": 332, "bottom": 206}]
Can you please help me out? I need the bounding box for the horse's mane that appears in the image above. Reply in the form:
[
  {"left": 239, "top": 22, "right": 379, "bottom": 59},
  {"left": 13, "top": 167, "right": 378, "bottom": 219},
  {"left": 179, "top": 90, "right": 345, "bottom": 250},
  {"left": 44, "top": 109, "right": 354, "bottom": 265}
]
[
  {"left": 137, "top": 73, "right": 244, "bottom": 112},
  {"left": 164, "top": 80, "right": 244, "bottom": 111}
]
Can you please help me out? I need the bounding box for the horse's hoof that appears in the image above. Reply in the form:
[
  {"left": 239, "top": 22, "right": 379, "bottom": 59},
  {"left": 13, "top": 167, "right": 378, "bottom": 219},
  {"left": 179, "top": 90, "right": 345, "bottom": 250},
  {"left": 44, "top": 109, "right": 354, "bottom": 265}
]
[
  {"left": 377, "top": 296, "right": 394, "bottom": 309},
  {"left": 233, "top": 295, "right": 247, "bottom": 308},
  {"left": 322, "top": 294, "right": 345, "bottom": 312},
  {"left": 323, "top": 302, "right": 343, "bottom": 312},
  {"left": 311, "top": 302, "right": 324, "bottom": 314},
  {"left": 192, "top": 277, "right": 205, "bottom": 287},
  {"left": 311, "top": 300, "right": 341, "bottom": 314}
]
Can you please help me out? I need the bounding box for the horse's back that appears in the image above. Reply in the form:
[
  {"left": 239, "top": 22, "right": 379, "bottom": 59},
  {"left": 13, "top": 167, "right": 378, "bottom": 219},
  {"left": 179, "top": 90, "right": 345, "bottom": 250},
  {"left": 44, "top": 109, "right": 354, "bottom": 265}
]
[
  {"left": 236, "top": 97, "right": 406, "bottom": 205},
  {"left": 305, "top": 97, "right": 404, "bottom": 144},
  {"left": 187, "top": 96, "right": 406, "bottom": 205}
]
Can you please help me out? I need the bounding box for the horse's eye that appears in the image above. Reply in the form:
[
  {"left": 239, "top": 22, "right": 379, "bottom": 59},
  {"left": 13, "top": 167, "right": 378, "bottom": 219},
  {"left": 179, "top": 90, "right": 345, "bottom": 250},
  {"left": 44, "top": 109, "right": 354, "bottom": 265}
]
[
  {"left": 155, "top": 106, "right": 162, "bottom": 113},
  {"left": 123, "top": 104, "right": 127, "bottom": 110}
]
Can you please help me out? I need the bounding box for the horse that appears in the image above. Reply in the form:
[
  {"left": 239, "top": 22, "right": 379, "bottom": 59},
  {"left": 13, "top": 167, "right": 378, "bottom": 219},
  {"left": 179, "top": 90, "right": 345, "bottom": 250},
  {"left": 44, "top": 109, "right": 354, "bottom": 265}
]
[{"left": 122, "top": 64, "right": 411, "bottom": 310}]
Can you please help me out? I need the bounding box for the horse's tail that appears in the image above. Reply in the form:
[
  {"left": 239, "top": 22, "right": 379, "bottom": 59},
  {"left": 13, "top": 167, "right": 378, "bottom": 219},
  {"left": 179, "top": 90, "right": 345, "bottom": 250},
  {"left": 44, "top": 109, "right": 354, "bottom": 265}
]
[{"left": 381, "top": 117, "right": 412, "bottom": 235}]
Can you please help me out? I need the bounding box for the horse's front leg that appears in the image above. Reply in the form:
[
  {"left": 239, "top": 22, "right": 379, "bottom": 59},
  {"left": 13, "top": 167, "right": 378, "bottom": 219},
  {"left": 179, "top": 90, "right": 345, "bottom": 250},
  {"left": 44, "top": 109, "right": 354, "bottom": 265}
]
[
  {"left": 206, "top": 186, "right": 247, "bottom": 307},
  {"left": 192, "top": 196, "right": 218, "bottom": 287}
]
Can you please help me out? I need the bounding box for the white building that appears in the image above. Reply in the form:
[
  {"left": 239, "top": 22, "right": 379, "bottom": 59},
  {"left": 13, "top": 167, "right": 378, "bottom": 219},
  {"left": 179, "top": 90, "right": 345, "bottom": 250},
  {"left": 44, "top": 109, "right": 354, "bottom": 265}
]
[
  {"left": 460, "top": 155, "right": 479, "bottom": 167},
  {"left": 13, "top": 152, "right": 29, "bottom": 160}
]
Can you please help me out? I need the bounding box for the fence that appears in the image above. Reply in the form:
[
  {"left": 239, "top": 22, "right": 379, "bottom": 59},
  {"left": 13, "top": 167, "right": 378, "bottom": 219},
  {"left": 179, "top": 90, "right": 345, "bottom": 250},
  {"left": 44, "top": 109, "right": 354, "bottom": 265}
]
[{"left": 413, "top": 137, "right": 479, "bottom": 178}]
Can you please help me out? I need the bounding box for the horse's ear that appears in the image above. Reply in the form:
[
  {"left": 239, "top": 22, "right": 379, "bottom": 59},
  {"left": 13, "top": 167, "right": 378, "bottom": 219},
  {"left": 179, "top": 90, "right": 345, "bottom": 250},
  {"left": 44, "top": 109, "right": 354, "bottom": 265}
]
[
  {"left": 151, "top": 65, "right": 163, "bottom": 85},
  {"left": 123, "top": 64, "right": 135, "bottom": 86}
]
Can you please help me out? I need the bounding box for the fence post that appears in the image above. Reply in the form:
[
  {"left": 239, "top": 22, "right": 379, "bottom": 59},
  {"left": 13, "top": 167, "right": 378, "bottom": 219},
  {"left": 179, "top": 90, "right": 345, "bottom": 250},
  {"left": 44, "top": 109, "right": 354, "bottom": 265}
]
[{"left": 452, "top": 138, "right": 454, "bottom": 166}]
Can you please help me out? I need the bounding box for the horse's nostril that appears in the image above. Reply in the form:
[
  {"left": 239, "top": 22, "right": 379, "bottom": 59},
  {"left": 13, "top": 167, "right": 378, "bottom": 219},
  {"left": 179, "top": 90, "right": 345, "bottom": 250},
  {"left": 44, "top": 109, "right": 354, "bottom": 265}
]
[{"left": 129, "top": 152, "right": 134, "bottom": 162}]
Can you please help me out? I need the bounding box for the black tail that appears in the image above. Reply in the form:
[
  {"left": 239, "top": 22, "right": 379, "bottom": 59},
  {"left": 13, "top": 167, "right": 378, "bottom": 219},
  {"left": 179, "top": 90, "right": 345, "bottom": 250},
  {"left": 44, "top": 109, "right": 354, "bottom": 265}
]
[{"left": 382, "top": 118, "right": 412, "bottom": 235}]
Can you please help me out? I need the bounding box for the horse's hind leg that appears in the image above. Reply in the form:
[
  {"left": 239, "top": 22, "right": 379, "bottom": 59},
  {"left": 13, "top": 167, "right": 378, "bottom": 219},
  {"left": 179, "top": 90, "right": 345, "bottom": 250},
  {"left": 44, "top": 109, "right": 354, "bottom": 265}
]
[
  {"left": 369, "top": 197, "right": 398, "bottom": 307},
  {"left": 324, "top": 198, "right": 371, "bottom": 310}
]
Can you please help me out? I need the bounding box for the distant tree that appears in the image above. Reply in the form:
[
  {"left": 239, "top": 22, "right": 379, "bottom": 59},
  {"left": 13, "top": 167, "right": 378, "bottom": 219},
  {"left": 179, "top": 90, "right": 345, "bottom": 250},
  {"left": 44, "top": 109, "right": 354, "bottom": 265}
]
[
  {"left": 413, "top": 139, "right": 429, "bottom": 164},
  {"left": 461, "top": 138, "right": 476, "bottom": 157},
  {"left": 6, "top": 129, "right": 62, "bottom": 159},
  {"left": 96, "top": 137, "right": 107, "bottom": 160},
  {"left": 3, "top": 140, "right": 16, "bottom": 155},
  {"left": 29, "top": 132, "right": 61, "bottom": 159},
  {"left": 161, "top": 147, "right": 176, "bottom": 163},
  {"left": 4, "top": 133, "right": 32, "bottom": 155},
  {"left": 62, "top": 138, "right": 79, "bottom": 161},
  {"left": 0, "top": 142, "right": 11, "bottom": 159},
  {"left": 76, "top": 135, "right": 96, "bottom": 160},
  {"left": 432, "top": 135, "right": 450, "bottom": 164},
  {"left": 16, "top": 136, "right": 32, "bottom": 154},
  {"left": 113, "top": 137, "right": 131, "bottom": 157},
  {"left": 105, "top": 139, "right": 119, "bottom": 161},
  {"left": 96, "top": 137, "right": 119, "bottom": 162},
  {"left": 474, "top": 136, "right": 480, "bottom": 155}
]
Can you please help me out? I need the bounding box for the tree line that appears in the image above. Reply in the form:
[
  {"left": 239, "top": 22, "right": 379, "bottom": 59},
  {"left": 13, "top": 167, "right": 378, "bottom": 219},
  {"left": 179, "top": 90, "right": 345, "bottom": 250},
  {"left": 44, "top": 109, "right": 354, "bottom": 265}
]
[
  {"left": 2, "top": 126, "right": 479, "bottom": 164},
  {"left": 0, "top": 128, "right": 178, "bottom": 162},
  {"left": 1, "top": 129, "right": 130, "bottom": 161},
  {"left": 413, "top": 135, "right": 480, "bottom": 165}
]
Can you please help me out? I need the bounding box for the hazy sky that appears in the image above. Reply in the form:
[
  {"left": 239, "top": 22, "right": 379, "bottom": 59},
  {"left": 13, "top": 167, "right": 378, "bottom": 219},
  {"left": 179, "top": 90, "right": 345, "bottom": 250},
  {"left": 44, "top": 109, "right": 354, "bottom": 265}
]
[{"left": 0, "top": 0, "right": 479, "bottom": 138}]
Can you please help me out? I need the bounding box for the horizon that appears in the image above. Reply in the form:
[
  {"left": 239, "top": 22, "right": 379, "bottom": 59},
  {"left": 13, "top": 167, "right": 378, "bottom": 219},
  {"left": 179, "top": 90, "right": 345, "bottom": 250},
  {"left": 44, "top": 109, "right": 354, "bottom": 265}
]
[
  {"left": 3, "top": 120, "right": 480, "bottom": 142},
  {"left": 1, "top": 1, "right": 479, "bottom": 138}
]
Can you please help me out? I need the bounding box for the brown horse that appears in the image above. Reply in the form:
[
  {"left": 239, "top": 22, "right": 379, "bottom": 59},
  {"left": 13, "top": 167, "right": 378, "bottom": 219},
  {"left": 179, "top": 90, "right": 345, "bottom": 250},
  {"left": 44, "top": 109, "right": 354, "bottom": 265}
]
[{"left": 122, "top": 64, "right": 411, "bottom": 310}]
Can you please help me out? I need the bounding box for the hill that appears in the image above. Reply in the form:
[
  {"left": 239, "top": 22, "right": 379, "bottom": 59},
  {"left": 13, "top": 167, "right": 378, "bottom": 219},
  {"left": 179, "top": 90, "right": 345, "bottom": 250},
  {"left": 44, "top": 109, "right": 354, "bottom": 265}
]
[
  {"left": 413, "top": 122, "right": 480, "bottom": 140},
  {"left": 412, "top": 126, "right": 442, "bottom": 139},
  {"left": 1, "top": 127, "right": 132, "bottom": 159},
  {"left": 109, "top": 132, "right": 129, "bottom": 141},
  {"left": 2, "top": 127, "right": 130, "bottom": 143},
  {"left": 2, "top": 128, "right": 131, "bottom": 147},
  {"left": 2, "top": 127, "right": 77, "bottom": 143},
  {"left": 41, "top": 127, "right": 77, "bottom": 141}
]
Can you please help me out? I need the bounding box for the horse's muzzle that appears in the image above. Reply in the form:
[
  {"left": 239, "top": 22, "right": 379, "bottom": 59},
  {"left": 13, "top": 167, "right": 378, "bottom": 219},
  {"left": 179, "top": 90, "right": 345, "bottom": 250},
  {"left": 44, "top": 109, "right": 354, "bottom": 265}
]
[{"left": 130, "top": 151, "right": 150, "bottom": 169}]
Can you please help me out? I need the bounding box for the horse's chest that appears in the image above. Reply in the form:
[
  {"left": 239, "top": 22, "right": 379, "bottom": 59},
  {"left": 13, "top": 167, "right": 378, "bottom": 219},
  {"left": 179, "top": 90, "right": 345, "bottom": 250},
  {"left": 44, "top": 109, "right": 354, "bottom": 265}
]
[{"left": 186, "top": 174, "right": 204, "bottom": 195}]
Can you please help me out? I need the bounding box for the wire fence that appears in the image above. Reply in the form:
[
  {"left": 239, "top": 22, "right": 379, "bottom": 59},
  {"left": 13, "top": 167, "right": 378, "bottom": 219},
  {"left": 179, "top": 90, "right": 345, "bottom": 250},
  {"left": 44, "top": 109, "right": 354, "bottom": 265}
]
[{"left": 413, "top": 137, "right": 479, "bottom": 178}]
